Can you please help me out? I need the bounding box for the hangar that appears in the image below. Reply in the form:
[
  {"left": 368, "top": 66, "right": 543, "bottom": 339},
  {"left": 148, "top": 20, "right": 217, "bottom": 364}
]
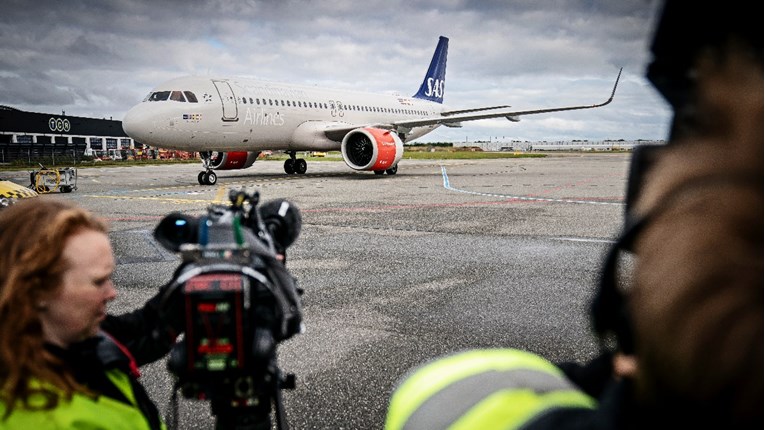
[{"left": 0, "top": 105, "right": 140, "bottom": 163}]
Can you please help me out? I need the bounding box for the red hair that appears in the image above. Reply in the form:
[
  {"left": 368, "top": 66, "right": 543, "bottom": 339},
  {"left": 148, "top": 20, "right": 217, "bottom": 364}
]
[{"left": 0, "top": 198, "right": 108, "bottom": 417}]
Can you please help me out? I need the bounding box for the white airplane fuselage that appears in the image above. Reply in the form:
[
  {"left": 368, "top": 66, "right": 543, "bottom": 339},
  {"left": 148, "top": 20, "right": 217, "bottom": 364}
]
[
  {"left": 122, "top": 36, "right": 619, "bottom": 185},
  {"left": 123, "top": 76, "right": 443, "bottom": 152}
]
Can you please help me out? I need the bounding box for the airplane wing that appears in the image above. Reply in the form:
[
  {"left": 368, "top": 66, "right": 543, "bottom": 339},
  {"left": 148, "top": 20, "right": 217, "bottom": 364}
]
[{"left": 323, "top": 68, "right": 622, "bottom": 142}]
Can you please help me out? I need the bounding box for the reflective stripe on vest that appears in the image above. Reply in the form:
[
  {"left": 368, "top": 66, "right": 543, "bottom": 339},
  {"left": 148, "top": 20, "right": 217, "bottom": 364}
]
[{"left": 385, "top": 348, "right": 596, "bottom": 430}]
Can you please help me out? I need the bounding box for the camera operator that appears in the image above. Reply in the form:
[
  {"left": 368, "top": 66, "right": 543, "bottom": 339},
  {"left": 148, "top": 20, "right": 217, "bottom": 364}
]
[
  {"left": 0, "top": 198, "right": 182, "bottom": 429},
  {"left": 385, "top": 1, "right": 762, "bottom": 429}
]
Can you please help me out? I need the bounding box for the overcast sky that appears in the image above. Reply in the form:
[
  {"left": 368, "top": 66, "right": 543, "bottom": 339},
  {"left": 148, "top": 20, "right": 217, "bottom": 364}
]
[{"left": 0, "top": 0, "right": 671, "bottom": 143}]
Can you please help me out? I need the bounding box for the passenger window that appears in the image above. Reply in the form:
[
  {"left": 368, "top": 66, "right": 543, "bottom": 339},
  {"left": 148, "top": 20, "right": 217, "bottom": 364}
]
[
  {"left": 249, "top": 98, "right": 254, "bottom": 104},
  {"left": 242, "top": 97, "right": 247, "bottom": 104},
  {"left": 184, "top": 91, "right": 198, "bottom": 103},
  {"left": 170, "top": 91, "right": 186, "bottom": 102},
  {"left": 148, "top": 91, "right": 171, "bottom": 102}
]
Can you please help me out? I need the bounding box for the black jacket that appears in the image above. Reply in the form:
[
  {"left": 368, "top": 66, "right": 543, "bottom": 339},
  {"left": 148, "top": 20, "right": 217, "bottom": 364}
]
[{"left": 44, "top": 290, "right": 178, "bottom": 430}]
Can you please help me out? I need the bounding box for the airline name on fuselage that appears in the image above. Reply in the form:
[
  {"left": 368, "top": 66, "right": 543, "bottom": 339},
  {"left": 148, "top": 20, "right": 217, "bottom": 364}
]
[{"left": 243, "top": 108, "right": 285, "bottom": 126}]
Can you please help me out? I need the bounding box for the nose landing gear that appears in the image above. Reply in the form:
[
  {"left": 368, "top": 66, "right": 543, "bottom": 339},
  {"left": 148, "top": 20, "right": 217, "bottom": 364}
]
[
  {"left": 198, "top": 152, "right": 218, "bottom": 185},
  {"left": 197, "top": 170, "right": 217, "bottom": 185}
]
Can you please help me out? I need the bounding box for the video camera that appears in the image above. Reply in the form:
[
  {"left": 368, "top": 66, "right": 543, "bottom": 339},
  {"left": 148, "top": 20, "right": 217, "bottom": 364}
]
[{"left": 154, "top": 189, "right": 303, "bottom": 430}]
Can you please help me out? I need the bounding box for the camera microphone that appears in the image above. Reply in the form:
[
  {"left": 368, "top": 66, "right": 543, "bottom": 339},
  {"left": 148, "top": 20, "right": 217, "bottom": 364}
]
[{"left": 258, "top": 199, "right": 302, "bottom": 254}]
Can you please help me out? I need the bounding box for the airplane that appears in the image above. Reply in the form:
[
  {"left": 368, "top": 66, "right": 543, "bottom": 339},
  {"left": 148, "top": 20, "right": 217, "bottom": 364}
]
[{"left": 122, "top": 36, "right": 621, "bottom": 185}]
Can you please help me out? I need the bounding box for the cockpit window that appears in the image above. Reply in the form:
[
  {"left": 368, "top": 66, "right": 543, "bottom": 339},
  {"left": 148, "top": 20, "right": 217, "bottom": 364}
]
[
  {"left": 148, "top": 91, "right": 171, "bottom": 102},
  {"left": 170, "top": 91, "right": 186, "bottom": 102},
  {"left": 184, "top": 91, "right": 198, "bottom": 103}
]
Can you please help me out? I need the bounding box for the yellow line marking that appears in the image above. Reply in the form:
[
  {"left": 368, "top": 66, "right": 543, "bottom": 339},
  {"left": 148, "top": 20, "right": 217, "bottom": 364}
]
[
  {"left": 83, "top": 195, "right": 212, "bottom": 204},
  {"left": 213, "top": 186, "right": 229, "bottom": 204}
]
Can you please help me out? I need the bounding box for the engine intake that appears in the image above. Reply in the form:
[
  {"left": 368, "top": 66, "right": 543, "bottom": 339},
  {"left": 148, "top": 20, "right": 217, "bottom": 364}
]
[{"left": 341, "top": 128, "right": 403, "bottom": 172}]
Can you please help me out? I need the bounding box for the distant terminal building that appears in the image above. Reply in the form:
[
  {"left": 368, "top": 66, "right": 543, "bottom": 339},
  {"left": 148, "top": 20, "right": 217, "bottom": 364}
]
[
  {"left": 454, "top": 138, "right": 665, "bottom": 152},
  {"left": 0, "top": 105, "right": 140, "bottom": 163}
]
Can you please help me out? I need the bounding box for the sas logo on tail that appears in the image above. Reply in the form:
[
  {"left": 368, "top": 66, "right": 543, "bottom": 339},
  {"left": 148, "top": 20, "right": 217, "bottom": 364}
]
[{"left": 425, "top": 78, "right": 444, "bottom": 98}]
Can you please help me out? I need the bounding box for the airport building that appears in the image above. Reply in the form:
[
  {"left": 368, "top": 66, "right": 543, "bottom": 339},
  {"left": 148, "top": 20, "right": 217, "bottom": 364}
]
[
  {"left": 455, "top": 138, "right": 664, "bottom": 152},
  {"left": 0, "top": 105, "right": 141, "bottom": 163}
]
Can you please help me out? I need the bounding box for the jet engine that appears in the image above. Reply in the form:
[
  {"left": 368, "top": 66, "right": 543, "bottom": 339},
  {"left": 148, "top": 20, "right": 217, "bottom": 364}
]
[
  {"left": 208, "top": 151, "right": 260, "bottom": 170},
  {"left": 341, "top": 128, "right": 403, "bottom": 174}
]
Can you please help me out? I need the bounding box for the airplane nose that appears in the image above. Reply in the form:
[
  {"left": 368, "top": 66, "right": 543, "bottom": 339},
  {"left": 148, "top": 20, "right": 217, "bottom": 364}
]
[{"left": 122, "top": 104, "right": 151, "bottom": 143}]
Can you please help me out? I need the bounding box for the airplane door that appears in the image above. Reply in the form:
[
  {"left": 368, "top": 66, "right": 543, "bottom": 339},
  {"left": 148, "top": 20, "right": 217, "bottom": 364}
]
[{"left": 212, "top": 80, "right": 239, "bottom": 121}]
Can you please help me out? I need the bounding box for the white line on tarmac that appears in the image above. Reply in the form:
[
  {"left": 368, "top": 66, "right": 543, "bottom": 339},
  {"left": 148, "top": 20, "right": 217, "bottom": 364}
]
[{"left": 440, "top": 165, "right": 624, "bottom": 206}]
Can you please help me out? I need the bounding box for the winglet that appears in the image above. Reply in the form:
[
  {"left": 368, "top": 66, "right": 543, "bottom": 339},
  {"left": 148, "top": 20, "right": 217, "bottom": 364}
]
[
  {"left": 604, "top": 67, "right": 622, "bottom": 105},
  {"left": 413, "top": 36, "right": 449, "bottom": 104},
  {"left": 588, "top": 67, "right": 622, "bottom": 109}
]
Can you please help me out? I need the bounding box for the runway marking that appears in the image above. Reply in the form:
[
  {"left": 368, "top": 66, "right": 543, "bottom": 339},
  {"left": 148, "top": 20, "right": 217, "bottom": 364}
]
[
  {"left": 553, "top": 237, "right": 616, "bottom": 244},
  {"left": 213, "top": 187, "right": 229, "bottom": 204},
  {"left": 87, "top": 172, "right": 346, "bottom": 198},
  {"left": 82, "top": 194, "right": 212, "bottom": 204},
  {"left": 440, "top": 166, "right": 623, "bottom": 206}
]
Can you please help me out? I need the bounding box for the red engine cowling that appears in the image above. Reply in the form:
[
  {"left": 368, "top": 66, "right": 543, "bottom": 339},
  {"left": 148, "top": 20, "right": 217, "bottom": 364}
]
[
  {"left": 208, "top": 151, "right": 260, "bottom": 170},
  {"left": 341, "top": 128, "right": 403, "bottom": 171}
]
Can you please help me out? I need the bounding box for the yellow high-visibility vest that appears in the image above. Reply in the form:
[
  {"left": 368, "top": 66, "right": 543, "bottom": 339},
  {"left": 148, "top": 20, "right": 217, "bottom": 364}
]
[
  {"left": 0, "top": 369, "right": 165, "bottom": 430},
  {"left": 386, "top": 348, "right": 596, "bottom": 430}
]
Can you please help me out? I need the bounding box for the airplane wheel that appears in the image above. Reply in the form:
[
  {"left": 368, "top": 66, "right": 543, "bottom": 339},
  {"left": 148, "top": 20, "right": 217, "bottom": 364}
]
[
  {"left": 386, "top": 165, "right": 398, "bottom": 175},
  {"left": 206, "top": 171, "right": 218, "bottom": 185},
  {"left": 374, "top": 170, "right": 384, "bottom": 175},
  {"left": 295, "top": 159, "right": 307, "bottom": 174},
  {"left": 284, "top": 159, "right": 295, "bottom": 174},
  {"left": 197, "top": 172, "right": 206, "bottom": 185}
]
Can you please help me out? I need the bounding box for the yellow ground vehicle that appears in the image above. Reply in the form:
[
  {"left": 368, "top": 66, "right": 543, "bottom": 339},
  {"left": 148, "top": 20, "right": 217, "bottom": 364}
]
[
  {"left": 29, "top": 165, "right": 77, "bottom": 193},
  {"left": 0, "top": 179, "right": 38, "bottom": 209}
]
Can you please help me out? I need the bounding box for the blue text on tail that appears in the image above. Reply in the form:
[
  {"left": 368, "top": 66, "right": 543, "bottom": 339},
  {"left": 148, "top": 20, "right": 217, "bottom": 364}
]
[{"left": 413, "top": 36, "right": 448, "bottom": 104}]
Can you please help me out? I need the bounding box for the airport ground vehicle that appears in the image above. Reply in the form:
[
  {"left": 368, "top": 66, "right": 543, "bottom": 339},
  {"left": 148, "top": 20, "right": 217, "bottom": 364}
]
[
  {"left": 0, "top": 179, "right": 38, "bottom": 209},
  {"left": 29, "top": 165, "right": 77, "bottom": 193}
]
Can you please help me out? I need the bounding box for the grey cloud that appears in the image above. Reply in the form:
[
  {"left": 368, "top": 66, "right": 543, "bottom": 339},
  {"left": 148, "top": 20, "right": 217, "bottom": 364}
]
[{"left": 0, "top": 0, "right": 670, "bottom": 140}]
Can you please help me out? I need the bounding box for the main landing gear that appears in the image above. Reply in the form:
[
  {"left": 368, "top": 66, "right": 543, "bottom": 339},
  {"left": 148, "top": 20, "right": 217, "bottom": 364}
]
[
  {"left": 283, "top": 151, "right": 307, "bottom": 175},
  {"left": 197, "top": 151, "right": 218, "bottom": 185},
  {"left": 373, "top": 165, "right": 398, "bottom": 175}
]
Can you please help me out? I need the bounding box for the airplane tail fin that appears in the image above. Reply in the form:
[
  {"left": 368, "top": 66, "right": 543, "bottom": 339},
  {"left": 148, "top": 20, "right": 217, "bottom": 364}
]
[{"left": 413, "top": 36, "right": 449, "bottom": 104}]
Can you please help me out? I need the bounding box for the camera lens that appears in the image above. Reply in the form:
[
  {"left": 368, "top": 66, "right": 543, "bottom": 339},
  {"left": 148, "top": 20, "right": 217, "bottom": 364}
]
[{"left": 154, "top": 212, "right": 198, "bottom": 251}]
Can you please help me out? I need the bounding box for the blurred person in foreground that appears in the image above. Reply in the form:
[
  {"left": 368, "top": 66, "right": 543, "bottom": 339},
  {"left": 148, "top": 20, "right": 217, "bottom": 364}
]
[
  {"left": 0, "top": 198, "right": 181, "bottom": 429},
  {"left": 385, "top": 1, "right": 762, "bottom": 428}
]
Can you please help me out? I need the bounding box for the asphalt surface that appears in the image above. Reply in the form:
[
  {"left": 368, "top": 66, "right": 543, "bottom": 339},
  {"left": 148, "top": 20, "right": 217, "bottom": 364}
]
[{"left": 2, "top": 153, "right": 631, "bottom": 429}]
